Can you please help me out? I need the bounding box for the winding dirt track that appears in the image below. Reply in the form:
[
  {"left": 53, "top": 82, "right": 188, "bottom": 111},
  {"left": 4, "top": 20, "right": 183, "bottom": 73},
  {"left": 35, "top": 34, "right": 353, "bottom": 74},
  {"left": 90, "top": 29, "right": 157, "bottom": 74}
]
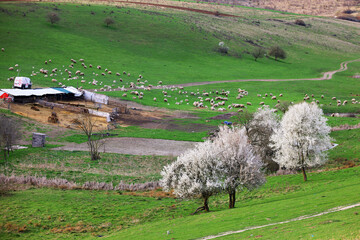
[
  {"left": 160, "top": 58, "right": 360, "bottom": 89},
  {"left": 199, "top": 202, "right": 360, "bottom": 240}
]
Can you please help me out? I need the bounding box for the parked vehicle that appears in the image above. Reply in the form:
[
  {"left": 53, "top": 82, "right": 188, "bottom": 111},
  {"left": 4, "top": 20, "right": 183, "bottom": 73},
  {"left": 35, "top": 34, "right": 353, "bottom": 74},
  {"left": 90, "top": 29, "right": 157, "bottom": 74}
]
[{"left": 14, "top": 77, "right": 32, "bottom": 89}]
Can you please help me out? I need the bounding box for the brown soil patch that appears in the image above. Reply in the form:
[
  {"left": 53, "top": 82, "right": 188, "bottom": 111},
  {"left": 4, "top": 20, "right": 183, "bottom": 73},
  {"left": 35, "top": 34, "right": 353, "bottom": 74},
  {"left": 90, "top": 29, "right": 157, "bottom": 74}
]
[{"left": 10, "top": 102, "right": 109, "bottom": 130}]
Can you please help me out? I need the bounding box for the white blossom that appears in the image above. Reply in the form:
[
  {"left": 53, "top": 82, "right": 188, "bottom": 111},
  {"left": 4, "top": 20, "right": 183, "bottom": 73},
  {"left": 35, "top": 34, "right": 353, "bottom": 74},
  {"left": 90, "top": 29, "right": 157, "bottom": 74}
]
[{"left": 270, "top": 102, "right": 332, "bottom": 181}]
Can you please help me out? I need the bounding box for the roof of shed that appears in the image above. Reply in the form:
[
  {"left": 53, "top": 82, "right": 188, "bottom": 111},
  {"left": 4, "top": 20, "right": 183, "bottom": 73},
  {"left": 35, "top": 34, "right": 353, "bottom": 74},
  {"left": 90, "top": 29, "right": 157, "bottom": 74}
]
[{"left": 1, "top": 88, "right": 64, "bottom": 97}]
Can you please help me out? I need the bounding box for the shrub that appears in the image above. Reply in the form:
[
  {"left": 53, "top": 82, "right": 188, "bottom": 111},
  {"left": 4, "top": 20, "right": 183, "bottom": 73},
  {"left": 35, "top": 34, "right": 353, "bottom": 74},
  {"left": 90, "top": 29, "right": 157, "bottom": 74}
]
[
  {"left": 295, "top": 19, "right": 306, "bottom": 26},
  {"left": 104, "top": 17, "right": 115, "bottom": 27},
  {"left": 216, "top": 41, "right": 229, "bottom": 54},
  {"left": 251, "top": 47, "right": 266, "bottom": 61},
  {"left": 47, "top": 12, "right": 60, "bottom": 25},
  {"left": 268, "top": 46, "right": 287, "bottom": 61}
]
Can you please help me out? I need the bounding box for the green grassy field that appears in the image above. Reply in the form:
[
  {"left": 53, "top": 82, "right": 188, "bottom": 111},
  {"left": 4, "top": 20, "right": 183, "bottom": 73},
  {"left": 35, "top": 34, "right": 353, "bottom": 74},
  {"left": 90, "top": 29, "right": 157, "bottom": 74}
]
[
  {"left": 1, "top": 166, "right": 359, "bottom": 239},
  {"left": 1, "top": 1, "right": 360, "bottom": 240},
  {"left": 1, "top": 2, "right": 359, "bottom": 90}
]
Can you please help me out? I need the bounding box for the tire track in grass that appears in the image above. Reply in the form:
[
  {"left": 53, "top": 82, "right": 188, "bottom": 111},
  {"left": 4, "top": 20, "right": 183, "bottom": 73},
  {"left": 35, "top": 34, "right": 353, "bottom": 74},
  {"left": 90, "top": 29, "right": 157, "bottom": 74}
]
[{"left": 198, "top": 202, "right": 360, "bottom": 240}]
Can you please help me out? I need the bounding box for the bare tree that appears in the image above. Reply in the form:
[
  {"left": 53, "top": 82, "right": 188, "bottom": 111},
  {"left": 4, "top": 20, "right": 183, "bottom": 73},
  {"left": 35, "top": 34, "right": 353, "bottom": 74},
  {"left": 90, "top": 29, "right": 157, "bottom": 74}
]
[
  {"left": 104, "top": 17, "right": 115, "bottom": 27},
  {"left": 47, "top": 12, "right": 60, "bottom": 25},
  {"left": 251, "top": 47, "right": 266, "bottom": 61},
  {"left": 77, "top": 113, "right": 104, "bottom": 161},
  {"left": 0, "top": 114, "right": 21, "bottom": 161}
]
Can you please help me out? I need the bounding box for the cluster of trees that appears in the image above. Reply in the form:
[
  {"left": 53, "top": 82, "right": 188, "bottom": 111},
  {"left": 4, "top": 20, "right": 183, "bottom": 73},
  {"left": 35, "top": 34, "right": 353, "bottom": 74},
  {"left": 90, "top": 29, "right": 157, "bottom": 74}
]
[
  {"left": 252, "top": 46, "right": 287, "bottom": 61},
  {"left": 161, "top": 102, "right": 332, "bottom": 213},
  {"left": 46, "top": 12, "right": 115, "bottom": 27}
]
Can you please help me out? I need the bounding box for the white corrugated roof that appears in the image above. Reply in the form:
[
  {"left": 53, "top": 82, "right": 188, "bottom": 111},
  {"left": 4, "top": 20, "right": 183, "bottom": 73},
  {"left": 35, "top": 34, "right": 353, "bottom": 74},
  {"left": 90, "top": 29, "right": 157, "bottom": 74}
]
[
  {"left": 64, "top": 86, "right": 83, "bottom": 97},
  {"left": 1, "top": 88, "right": 64, "bottom": 97}
]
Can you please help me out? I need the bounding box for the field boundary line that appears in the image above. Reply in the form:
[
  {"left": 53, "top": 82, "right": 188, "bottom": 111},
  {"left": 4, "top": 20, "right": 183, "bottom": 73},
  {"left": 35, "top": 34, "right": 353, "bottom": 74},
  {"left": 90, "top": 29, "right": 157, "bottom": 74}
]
[
  {"left": 198, "top": 202, "right": 360, "bottom": 240},
  {"left": 162, "top": 58, "right": 360, "bottom": 89}
]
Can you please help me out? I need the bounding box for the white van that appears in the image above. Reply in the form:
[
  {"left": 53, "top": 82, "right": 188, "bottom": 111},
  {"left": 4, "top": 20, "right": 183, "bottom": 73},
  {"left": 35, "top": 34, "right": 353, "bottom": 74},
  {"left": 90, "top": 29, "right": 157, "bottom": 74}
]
[{"left": 14, "top": 77, "right": 32, "bottom": 89}]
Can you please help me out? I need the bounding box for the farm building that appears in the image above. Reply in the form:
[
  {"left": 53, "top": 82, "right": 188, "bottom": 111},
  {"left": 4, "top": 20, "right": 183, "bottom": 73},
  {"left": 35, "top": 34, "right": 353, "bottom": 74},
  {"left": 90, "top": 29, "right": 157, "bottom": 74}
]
[{"left": 1, "top": 87, "right": 82, "bottom": 103}]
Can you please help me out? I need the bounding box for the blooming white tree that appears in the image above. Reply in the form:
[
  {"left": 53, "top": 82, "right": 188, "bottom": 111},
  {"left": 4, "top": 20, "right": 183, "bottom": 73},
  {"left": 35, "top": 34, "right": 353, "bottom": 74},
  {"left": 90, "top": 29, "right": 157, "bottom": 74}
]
[
  {"left": 213, "top": 126, "right": 266, "bottom": 208},
  {"left": 161, "top": 141, "right": 222, "bottom": 213},
  {"left": 248, "top": 106, "right": 280, "bottom": 172},
  {"left": 270, "top": 102, "right": 332, "bottom": 181}
]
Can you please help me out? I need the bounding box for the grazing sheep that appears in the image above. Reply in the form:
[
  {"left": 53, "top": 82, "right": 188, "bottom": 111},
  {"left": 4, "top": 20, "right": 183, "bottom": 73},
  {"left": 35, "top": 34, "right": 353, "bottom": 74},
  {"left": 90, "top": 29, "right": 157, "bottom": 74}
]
[
  {"left": 79, "top": 59, "right": 84, "bottom": 62},
  {"left": 139, "top": 96, "right": 143, "bottom": 99},
  {"left": 270, "top": 93, "right": 273, "bottom": 96},
  {"left": 218, "top": 108, "right": 226, "bottom": 112},
  {"left": 101, "top": 73, "right": 105, "bottom": 76},
  {"left": 321, "top": 95, "right": 324, "bottom": 99},
  {"left": 45, "top": 61, "right": 48, "bottom": 64},
  {"left": 343, "top": 100, "right": 348, "bottom": 105},
  {"left": 271, "top": 96, "right": 277, "bottom": 100},
  {"left": 97, "top": 65, "right": 101, "bottom": 69},
  {"left": 1, "top": 48, "right": 4, "bottom": 52},
  {"left": 153, "top": 97, "right": 157, "bottom": 101},
  {"left": 337, "top": 102, "right": 341, "bottom": 107},
  {"left": 8, "top": 67, "right": 14, "bottom": 71},
  {"left": 247, "top": 102, "right": 252, "bottom": 106},
  {"left": 237, "top": 109, "right": 243, "bottom": 112},
  {"left": 260, "top": 102, "right": 265, "bottom": 105},
  {"left": 122, "top": 93, "right": 127, "bottom": 97},
  {"left": 127, "top": 73, "right": 131, "bottom": 77},
  {"left": 139, "top": 74, "right": 143, "bottom": 78},
  {"left": 279, "top": 94, "right": 283, "bottom": 97},
  {"left": 332, "top": 97, "right": 336, "bottom": 100},
  {"left": 312, "top": 94, "right": 314, "bottom": 97},
  {"left": 108, "top": 71, "right": 112, "bottom": 74},
  {"left": 80, "top": 72, "right": 84, "bottom": 76},
  {"left": 51, "top": 79, "right": 57, "bottom": 82},
  {"left": 14, "top": 64, "right": 19, "bottom": 67},
  {"left": 257, "top": 94, "right": 261, "bottom": 97},
  {"left": 164, "top": 98, "right": 168, "bottom": 102},
  {"left": 265, "top": 93, "right": 268, "bottom": 97},
  {"left": 158, "top": 81, "right": 163, "bottom": 85},
  {"left": 119, "top": 78, "right": 123, "bottom": 82},
  {"left": 316, "top": 100, "right": 319, "bottom": 104},
  {"left": 132, "top": 96, "right": 136, "bottom": 99},
  {"left": 81, "top": 80, "right": 86, "bottom": 83}
]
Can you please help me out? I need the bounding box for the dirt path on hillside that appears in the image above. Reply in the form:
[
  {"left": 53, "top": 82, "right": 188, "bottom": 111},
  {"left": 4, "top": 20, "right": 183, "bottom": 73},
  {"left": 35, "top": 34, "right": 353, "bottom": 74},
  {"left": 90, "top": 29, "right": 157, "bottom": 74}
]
[
  {"left": 160, "top": 58, "right": 360, "bottom": 88},
  {"left": 199, "top": 202, "right": 360, "bottom": 240},
  {"left": 52, "top": 137, "right": 197, "bottom": 156}
]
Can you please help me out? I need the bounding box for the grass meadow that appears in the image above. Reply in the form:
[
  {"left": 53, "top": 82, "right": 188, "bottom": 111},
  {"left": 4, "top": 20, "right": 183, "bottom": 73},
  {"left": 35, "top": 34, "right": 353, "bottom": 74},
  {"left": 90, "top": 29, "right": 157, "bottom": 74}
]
[{"left": 1, "top": 1, "right": 360, "bottom": 240}]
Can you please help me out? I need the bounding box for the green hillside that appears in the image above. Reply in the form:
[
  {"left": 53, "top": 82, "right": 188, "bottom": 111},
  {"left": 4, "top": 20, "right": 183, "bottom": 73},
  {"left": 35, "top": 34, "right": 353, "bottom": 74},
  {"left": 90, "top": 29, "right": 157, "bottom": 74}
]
[{"left": 1, "top": 2, "right": 359, "bottom": 90}]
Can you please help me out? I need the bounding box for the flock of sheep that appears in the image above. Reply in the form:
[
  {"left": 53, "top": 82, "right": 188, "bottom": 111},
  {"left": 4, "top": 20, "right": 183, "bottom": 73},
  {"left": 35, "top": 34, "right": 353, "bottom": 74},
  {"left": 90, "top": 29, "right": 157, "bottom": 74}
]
[{"left": 5, "top": 56, "right": 360, "bottom": 112}]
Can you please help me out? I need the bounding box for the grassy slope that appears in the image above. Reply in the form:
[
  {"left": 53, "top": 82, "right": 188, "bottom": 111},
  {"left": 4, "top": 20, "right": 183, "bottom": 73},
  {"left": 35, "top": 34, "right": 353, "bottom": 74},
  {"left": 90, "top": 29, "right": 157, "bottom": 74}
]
[
  {"left": 104, "top": 61, "right": 360, "bottom": 114},
  {"left": 0, "top": 2, "right": 359, "bottom": 90},
  {"left": 0, "top": 167, "right": 359, "bottom": 239}
]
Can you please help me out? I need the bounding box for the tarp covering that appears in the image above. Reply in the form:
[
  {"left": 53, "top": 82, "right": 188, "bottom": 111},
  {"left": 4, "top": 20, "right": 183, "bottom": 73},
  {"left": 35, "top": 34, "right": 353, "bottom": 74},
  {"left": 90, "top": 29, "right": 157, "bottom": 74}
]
[
  {"left": 0, "top": 91, "right": 8, "bottom": 99},
  {"left": 83, "top": 90, "right": 108, "bottom": 104}
]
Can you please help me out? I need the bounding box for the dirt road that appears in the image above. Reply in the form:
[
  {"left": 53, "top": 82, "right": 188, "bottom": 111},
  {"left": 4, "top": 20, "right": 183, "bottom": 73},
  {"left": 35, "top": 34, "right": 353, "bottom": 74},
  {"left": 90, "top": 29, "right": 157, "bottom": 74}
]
[{"left": 52, "top": 137, "right": 198, "bottom": 156}]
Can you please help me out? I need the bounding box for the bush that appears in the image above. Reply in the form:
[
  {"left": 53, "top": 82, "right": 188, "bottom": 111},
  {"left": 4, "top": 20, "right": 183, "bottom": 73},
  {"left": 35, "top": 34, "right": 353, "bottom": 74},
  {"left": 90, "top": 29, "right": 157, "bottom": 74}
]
[
  {"left": 251, "top": 47, "right": 266, "bottom": 61},
  {"left": 47, "top": 12, "right": 60, "bottom": 25},
  {"left": 294, "top": 19, "right": 306, "bottom": 26},
  {"left": 104, "top": 17, "right": 115, "bottom": 27},
  {"left": 268, "top": 46, "right": 287, "bottom": 61},
  {"left": 216, "top": 41, "right": 229, "bottom": 55}
]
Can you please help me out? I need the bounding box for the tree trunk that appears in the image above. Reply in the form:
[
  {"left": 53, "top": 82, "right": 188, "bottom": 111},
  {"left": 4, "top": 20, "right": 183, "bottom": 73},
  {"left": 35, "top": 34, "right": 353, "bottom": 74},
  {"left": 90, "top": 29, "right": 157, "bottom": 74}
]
[
  {"left": 228, "top": 190, "right": 236, "bottom": 208},
  {"left": 301, "top": 166, "right": 307, "bottom": 181},
  {"left": 203, "top": 196, "right": 209, "bottom": 212}
]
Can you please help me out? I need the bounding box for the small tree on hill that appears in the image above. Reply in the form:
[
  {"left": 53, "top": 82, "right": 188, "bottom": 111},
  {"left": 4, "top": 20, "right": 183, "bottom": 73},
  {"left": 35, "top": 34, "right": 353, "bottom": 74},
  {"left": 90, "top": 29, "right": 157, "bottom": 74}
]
[
  {"left": 271, "top": 102, "right": 332, "bottom": 181},
  {"left": 251, "top": 47, "right": 266, "bottom": 61},
  {"left": 161, "top": 141, "right": 222, "bottom": 214},
  {"left": 47, "top": 12, "right": 60, "bottom": 25},
  {"left": 77, "top": 113, "right": 104, "bottom": 161},
  {"left": 213, "top": 126, "right": 266, "bottom": 208},
  {"left": 0, "top": 114, "right": 21, "bottom": 161},
  {"left": 104, "top": 17, "right": 115, "bottom": 27},
  {"left": 248, "top": 107, "right": 280, "bottom": 172},
  {"left": 268, "top": 46, "right": 287, "bottom": 61}
]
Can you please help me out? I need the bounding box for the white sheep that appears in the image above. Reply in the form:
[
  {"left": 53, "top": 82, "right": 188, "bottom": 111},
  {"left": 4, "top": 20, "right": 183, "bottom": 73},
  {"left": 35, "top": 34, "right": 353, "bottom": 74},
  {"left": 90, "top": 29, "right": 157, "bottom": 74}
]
[
  {"left": 8, "top": 67, "right": 14, "bottom": 71},
  {"left": 153, "top": 97, "right": 157, "bottom": 101},
  {"left": 1, "top": 48, "right": 4, "bottom": 52},
  {"left": 247, "top": 102, "right": 252, "bottom": 106}
]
